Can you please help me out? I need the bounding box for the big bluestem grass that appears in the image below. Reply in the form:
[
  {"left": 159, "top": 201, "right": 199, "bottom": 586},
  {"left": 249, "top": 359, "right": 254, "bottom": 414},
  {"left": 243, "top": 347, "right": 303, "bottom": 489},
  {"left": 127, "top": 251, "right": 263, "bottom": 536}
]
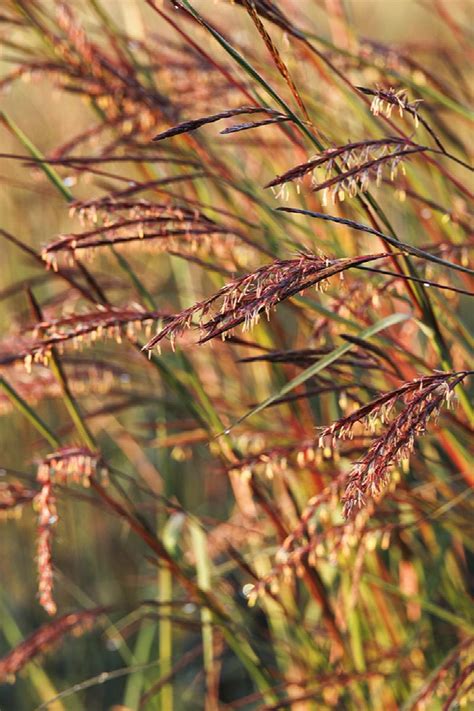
[{"left": 0, "top": 1, "right": 473, "bottom": 709}]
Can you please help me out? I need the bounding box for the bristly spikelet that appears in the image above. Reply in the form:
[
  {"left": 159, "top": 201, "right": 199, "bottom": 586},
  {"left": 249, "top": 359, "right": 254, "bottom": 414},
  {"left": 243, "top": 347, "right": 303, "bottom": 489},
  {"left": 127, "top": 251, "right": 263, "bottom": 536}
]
[
  {"left": 359, "top": 85, "right": 423, "bottom": 126},
  {"left": 37, "top": 447, "right": 107, "bottom": 488},
  {"left": 34, "top": 480, "right": 58, "bottom": 616}
]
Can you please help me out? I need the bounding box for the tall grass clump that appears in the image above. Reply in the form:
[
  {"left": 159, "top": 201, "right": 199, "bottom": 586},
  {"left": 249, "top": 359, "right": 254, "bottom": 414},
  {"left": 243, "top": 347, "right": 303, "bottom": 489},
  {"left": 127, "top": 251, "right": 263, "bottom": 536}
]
[{"left": 0, "top": 1, "right": 473, "bottom": 709}]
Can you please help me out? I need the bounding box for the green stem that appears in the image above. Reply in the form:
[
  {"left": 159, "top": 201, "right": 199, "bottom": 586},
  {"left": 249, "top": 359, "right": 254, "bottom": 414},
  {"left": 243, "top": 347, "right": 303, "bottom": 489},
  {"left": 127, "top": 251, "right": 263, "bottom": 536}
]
[
  {"left": 0, "top": 112, "right": 74, "bottom": 202},
  {"left": 0, "top": 377, "right": 60, "bottom": 449},
  {"left": 158, "top": 563, "right": 173, "bottom": 711}
]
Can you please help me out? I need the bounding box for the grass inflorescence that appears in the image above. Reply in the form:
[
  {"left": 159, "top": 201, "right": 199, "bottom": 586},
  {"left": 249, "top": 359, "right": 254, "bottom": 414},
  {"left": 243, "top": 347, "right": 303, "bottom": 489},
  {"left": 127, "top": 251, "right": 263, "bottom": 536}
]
[{"left": 0, "top": 1, "right": 473, "bottom": 709}]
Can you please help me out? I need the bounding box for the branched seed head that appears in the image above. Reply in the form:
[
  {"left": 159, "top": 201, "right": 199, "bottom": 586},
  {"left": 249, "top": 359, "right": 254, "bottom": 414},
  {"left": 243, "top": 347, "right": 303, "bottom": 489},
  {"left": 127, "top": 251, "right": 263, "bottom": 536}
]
[
  {"left": 0, "top": 608, "right": 107, "bottom": 682},
  {"left": 245, "top": 484, "right": 377, "bottom": 605},
  {"left": 266, "top": 137, "right": 425, "bottom": 204},
  {"left": 18, "top": 307, "right": 170, "bottom": 370},
  {"left": 228, "top": 439, "right": 320, "bottom": 482},
  {"left": 0, "top": 359, "right": 131, "bottom": 411},
  {"left": 33, "top": 446, "right": 106, "bottom": 616},
  {"left": 43, "top": 201, "right": 236, "bottom": 268},
  {"left": 144, "top": 251, "right": 388, "bottom": 350},
  {"left": 318, "top": 372, "right": 469, "bottom": 518}
]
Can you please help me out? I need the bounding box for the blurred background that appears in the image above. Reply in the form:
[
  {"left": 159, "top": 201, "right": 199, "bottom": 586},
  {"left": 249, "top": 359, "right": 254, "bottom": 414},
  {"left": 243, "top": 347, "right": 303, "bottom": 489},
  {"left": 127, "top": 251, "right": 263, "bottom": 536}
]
[{"left": 0, "top": 1, "right": 472, "bottom": 709}]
